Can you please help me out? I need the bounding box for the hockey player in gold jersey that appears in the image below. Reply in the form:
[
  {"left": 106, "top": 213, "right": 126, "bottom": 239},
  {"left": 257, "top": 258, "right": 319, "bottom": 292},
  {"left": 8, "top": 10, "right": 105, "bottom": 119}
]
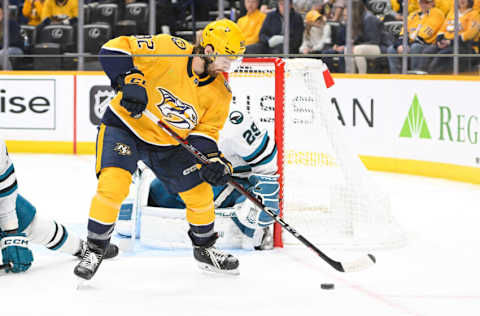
[{"left": 74, "top": 19, "right": 246, "bottom": 280}]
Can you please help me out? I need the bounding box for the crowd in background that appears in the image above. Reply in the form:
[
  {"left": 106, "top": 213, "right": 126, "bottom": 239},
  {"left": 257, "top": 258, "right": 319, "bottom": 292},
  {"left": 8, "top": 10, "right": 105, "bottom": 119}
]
[{"left": 1, "top": 0, "right": 480, "bottom": 74}]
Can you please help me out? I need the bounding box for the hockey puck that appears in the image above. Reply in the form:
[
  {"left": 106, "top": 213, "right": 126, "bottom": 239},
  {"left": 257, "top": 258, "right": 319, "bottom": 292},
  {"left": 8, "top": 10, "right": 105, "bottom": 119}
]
[{"left": 321, "top": 283, "right": 335, "bottom": 290}]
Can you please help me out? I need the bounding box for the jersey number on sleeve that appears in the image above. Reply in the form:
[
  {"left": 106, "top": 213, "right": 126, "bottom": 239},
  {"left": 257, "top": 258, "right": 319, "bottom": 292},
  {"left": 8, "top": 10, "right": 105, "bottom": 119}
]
[
  {"left": 135, "top": 35, "right": 155, "bottom": 50},
  {"left": 242, "top": 122, "right": 261, "bottom": 145}
]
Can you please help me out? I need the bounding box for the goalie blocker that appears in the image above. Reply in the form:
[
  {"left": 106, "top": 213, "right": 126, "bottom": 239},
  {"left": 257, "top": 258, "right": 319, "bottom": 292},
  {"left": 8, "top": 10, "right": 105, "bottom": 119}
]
[{"left": 115, "top": 164, "right": 280, "bottom": 250}]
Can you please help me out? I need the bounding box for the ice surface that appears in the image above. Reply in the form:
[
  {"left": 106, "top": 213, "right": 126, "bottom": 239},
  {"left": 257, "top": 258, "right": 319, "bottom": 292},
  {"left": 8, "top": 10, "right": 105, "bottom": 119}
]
[{"left": 2, "top": 154, "right": 480, "bottom": 316}]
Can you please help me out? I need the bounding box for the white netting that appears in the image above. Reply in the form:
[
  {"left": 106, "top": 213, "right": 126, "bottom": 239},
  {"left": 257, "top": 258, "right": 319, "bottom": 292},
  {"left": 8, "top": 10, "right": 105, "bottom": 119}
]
[{"left": 229, "top": 58, "right": 406, "bottom": 250}]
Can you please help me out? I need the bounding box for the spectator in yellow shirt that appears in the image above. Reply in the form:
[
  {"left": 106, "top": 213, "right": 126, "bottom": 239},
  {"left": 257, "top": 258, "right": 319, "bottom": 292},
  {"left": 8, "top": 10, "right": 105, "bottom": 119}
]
[
  {"left": 419, "top": 0, "right": 480, "bottom": 73},
  {"left": 39, "top": 0, "right": 78, "bottom": 29},
  {"left": 238, "top": 0, "right": 266, "bottom": 47},
  {"left": 22, "top": 0, "right": 46, "bottom": 26},
  {"left": 394, "top": 0, "right": 452, "bottom": 15},
  {"left": 386, "top": 0, "right": 444, "bottom": 73}
]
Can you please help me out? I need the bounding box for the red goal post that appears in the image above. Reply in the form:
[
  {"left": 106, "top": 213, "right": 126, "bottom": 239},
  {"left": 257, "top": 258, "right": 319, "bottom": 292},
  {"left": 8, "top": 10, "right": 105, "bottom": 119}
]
[
  {"left": 235, "top": 57, "right": 286, "bottom": 248},
  {"left": 228, "top": 57, "right": 406, "bottom": 250}
]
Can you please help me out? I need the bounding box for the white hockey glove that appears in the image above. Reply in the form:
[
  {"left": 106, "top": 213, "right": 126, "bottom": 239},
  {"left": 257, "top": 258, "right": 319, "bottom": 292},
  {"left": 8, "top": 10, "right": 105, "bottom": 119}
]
[{"left": 268, "top": 35, "right": 284, "bottom": 48}]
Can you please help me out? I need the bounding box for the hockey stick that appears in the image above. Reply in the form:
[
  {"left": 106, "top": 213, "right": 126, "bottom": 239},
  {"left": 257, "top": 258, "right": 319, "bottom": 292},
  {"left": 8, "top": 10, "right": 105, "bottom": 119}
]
[
  {"left": 0, "top": 263, "right": 12, "bottom": 271},
  {"left": 143, "top": 110, "right": 376, "bottom": 272}
]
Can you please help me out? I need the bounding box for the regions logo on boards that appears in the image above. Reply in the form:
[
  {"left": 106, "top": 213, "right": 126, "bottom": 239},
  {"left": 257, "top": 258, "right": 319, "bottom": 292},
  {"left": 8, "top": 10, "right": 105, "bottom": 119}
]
[
  {"left": 399, "top": 94, "right": 432, "bottom": 139},
  {"left": 398, "top": 94, "right": 479, "bottom": 148},
  {"left": 90, "top": 85, "right": 115, "bottom": 125}
]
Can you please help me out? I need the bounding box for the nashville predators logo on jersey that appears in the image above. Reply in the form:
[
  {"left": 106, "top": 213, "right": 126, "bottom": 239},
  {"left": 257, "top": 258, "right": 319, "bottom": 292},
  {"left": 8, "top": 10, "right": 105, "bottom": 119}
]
[
  {"left": 156, "top": 88, "right": 198, "bottom": 129},
  {"left": 113, "top": 143, "right": 132, "bottom": 156}
]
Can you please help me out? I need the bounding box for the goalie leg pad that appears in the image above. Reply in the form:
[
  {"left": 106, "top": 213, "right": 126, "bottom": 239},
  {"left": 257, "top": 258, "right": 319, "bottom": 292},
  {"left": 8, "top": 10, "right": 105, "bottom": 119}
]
[{"left": 248, "top": 174, "right": 280, "bottom": 227}]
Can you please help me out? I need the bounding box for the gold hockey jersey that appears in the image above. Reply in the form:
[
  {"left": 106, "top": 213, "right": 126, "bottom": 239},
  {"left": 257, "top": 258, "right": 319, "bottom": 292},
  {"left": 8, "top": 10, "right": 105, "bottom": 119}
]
[
  {"left": 438, "top": 8, "right": 480, "bottom": 41},
  {"left": 400, "top": 8, "right": 445, "bottom": 44},
  {"left": 102, "top": 34, "right": 232, "bottom": 146}
]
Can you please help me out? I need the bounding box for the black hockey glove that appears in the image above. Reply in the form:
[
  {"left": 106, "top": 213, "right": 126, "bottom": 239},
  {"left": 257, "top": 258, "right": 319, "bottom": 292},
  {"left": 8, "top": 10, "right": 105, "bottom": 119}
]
[
  {"left": 118, "top": 68, "right": 148, "bottom": 119},
  {"left": 198, "top": 153, "right": 233, "bottom": 187}
]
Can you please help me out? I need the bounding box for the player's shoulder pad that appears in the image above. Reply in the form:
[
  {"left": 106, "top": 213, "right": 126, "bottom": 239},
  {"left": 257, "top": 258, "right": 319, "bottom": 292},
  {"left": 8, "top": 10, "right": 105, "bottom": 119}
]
[
  {"left": 170, "top": 36, "right": 189, "bottom": 50},
  {"left": 154, "top": 34, "right": 192, "bottom": 52},
  {"left": 211, "top": 74, "right": 232, "bottom": 96},
  {"left": 101, "top": 36, "right": 132, "bottom": 55},
  {"left": 206, "top": 75, "right": 232, "bottom": 100}
]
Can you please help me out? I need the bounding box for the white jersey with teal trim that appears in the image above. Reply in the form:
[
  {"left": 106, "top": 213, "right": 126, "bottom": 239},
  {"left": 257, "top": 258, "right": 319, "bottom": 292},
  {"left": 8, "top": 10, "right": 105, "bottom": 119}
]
[
  {"left": 0, "top": 139, "right": 19, "bottom": 231},
  {"left": 218, "top": 103, "right": 277, "bottom": 178}
]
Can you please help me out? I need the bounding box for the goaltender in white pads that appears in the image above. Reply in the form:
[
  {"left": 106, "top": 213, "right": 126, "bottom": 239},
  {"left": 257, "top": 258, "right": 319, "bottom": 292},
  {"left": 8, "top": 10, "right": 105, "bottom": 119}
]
[{"left": 116, "top": 98, "right": 280, "bottom": 250}]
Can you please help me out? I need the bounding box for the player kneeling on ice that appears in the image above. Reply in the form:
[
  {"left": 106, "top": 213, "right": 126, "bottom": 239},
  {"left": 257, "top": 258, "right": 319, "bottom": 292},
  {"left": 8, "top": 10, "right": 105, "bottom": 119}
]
[{"left": 0, "top": 140, "right": 118, "bottom": 273}]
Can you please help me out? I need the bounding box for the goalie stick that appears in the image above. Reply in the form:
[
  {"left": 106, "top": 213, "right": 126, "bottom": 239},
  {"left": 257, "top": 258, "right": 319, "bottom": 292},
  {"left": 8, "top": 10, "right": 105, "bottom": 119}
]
[{"left": 143, "top": 109, "right": 376, "bottom": 273}]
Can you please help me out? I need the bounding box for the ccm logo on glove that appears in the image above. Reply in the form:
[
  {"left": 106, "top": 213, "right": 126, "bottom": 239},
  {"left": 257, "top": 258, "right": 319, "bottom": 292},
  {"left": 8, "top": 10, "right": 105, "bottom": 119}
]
[
  {"left": 2, "top": 238, "right": 28, "bottom": 246},
  {"left": 1, "top": 232, "right": 34, "bottom": 273}
]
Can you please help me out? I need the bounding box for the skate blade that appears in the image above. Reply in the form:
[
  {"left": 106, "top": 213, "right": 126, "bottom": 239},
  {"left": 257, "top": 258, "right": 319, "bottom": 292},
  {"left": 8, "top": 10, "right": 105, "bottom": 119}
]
[
  {"left": 75, "top": 277, "right": 94, "bottom": 290},
  {"left": 197, "top": 263, "right": 240, "bottom": 276},
  {"left": 76, "top": 277, "right": 87, "bottom": 290}
]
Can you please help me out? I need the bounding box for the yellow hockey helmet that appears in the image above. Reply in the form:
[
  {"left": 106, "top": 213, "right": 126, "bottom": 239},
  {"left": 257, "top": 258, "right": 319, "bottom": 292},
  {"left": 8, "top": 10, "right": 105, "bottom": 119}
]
[{"left": 201, "top": 19, "right": 246, "bottom": 59}]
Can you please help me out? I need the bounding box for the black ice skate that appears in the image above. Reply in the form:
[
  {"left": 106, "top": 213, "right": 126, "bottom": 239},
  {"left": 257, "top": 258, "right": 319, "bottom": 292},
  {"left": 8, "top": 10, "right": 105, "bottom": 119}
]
[
  {"left": 193, "top": 245, "right": 240, "bottom": 275},
  {"left": 75, "top": 240, "right": 119, "bottom": 260},
  {"left": 74, "top": 241, "right": 104, "bottom": 280},
  {"left": 104, "top": 243, "right": 119, "bottom": 259}
]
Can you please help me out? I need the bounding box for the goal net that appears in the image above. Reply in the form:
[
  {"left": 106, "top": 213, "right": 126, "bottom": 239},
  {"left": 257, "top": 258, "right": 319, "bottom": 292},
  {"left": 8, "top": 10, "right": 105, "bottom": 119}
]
[{"left": 228, "top": 58, "right": 406, "bottom": 250}]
